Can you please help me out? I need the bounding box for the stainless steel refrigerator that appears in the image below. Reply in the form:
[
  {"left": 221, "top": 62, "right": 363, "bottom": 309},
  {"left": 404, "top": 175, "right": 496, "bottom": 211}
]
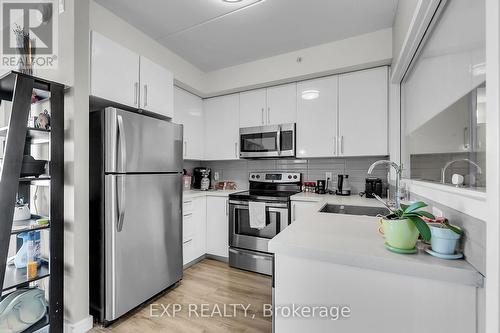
[{"left": 89, "top": 107, "right": 183, "bottom": 324}]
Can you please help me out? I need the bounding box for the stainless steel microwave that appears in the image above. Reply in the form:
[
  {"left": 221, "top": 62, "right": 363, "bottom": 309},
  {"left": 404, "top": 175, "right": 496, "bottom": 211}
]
[{"left": 239, "top": 123, "right": 296, "bottom": 158}]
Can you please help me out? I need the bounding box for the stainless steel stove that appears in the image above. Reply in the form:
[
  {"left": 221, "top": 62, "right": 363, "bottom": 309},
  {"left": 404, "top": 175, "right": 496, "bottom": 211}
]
[{"left": 228, "top": 172, "right": 302, "bottom": 275}]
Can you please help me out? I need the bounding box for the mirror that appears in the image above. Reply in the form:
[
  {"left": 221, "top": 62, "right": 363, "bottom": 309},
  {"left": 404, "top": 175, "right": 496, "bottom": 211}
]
[
  {"left": 401, "top": 0, "right": 486, "bottom": 191},
  {"left": 407, "top": 84, "right": 485, "bottom": 189}
]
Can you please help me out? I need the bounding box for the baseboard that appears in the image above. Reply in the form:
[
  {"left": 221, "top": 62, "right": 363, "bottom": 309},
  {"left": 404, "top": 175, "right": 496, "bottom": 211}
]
[
  {"left": 64, "top": 315, "right": 93, "bottom": 333},
  {"left": 205, "top": 254, "right": 229, "bottom": 263},
  {"left": 183, "top": 254, "right": 207, "bottom": 270}
]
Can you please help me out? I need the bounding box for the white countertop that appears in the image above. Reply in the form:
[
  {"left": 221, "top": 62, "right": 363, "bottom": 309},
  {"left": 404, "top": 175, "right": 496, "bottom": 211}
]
[
  {"left": 183, "top": 189, "right": 244, "bottom": 199},
  {"left": 270, "top": 195, "right": 484, "bottom": 287}
]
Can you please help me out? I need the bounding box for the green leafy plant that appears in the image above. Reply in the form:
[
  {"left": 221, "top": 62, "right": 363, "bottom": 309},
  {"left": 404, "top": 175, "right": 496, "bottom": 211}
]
[{"left": 384, "top": 201, "right": 434, "bottom": 241}]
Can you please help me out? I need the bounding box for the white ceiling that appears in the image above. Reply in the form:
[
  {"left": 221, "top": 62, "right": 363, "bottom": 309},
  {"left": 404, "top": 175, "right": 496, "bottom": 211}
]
[{"left": 95, "top": 0, "right": 398, "bottom": 72}]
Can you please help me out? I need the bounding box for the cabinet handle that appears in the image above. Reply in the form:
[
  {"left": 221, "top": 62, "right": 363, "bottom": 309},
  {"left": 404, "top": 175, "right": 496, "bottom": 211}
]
[
  {"left": 226, "top": 199, "right": 229, "bottom": 216},
  {"left": 134, "top": 82, "right": 139, "bottom": 105},
  {"left": 340, "top": 136, "right": 344, "bottom": 154},
  {"left": 144, "top": 84, "right": 148, "bottom": 107},
  {"left": 235, "top": 142, "right": 238, "bottom": 158},
  {"left": 184, "top": 141, "right": 187, "bottom": 157},
  {"left": 261, "top": 108, "right": 264, "bottom": 125},
  {"left": 267, "top": 107, "right": 270, "bottom": 124},
  {"left": 333, "top": 136, "right": 337, "bottom": 155},
  {"left": 292, "top": 203, "right": 296, "bottom": 222}
]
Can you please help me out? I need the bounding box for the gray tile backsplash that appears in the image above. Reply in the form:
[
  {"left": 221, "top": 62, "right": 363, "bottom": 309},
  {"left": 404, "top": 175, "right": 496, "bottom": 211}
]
[
  {"left": 184, "top": 156, "right": 389, "bottom": 193},
  {"left": 411, "top": 152, "right": 486, "bottom": 187}
]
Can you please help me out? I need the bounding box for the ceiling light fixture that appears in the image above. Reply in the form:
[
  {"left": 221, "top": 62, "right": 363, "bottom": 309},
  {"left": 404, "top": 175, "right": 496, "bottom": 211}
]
[
  {"left": 223, "top": 0, "right": 243, "bottom": 2},
  {"left": 301, "top": 90, "right": 320, "bottom": 100}
]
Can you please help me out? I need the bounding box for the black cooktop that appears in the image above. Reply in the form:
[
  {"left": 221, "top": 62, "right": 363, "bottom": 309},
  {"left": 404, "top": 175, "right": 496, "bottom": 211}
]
[{"left": 229, "top": 190, "right": 300, "bottom": 202}]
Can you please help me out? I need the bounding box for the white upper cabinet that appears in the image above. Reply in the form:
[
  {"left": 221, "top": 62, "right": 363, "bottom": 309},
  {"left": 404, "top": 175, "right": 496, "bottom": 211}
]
[
  {"left": 139, "top": 56, "right": 174, "bottom": 118},
  {"left": 267, "top": 83, "right": 297, "bottom": 125},
  {"left": 90, "top": 31, "right": 174, "bottom": 118},
  {"left": 338, "top": 67, "right": 388, "bottom": 156},
  {"left": 174, "top": 87, "right": 204, "bottom": 160},
  {"left": 296, "top": 76, "right": 339, "bottom": 158},
  {"left": 204, "top": 94, "right": 240, "bottom": 160},
  {"left": 91, "top": 31, "right": 139, "bottom": 108},
  {"left": 239, "top": 89, "right": 266, "bottom": 128}
]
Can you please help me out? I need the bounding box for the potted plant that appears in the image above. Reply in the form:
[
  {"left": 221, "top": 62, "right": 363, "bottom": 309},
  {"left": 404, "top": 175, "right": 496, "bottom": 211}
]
[
  {"left": 380, "top": 201, "right": 434, "bottom": 251},
  {"left": 425, "top": 217, "right": 462, "bottom": 255}
]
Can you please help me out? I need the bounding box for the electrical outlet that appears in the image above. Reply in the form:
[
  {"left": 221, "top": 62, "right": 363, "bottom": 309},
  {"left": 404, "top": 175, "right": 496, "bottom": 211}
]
[
  {"left": 325, "top": 172, "right": 332, "bottom": 181},
  {"left": 59, "top": 0, "right": 65, "bottom": 14},
  {"left": 214, "top": 172, "right": 220, "bottom": 181}
]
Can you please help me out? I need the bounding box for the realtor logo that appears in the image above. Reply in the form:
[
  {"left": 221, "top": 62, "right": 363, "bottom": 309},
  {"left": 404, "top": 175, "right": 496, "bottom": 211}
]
[{"left": 1, "top": 0, "right": 58, "bottom": 70}]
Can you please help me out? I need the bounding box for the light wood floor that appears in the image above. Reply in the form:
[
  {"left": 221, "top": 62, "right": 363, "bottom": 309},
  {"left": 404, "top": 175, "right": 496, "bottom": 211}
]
[{"left": 90, "top": 259, "right": 272, "bottom": 333}]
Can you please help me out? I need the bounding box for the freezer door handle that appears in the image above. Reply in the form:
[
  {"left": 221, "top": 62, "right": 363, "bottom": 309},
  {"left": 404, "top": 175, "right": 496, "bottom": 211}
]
[
  {"left": 116, "top": 176, "right": 126, "bottom": 232},
  {"left": 117, "top": 115, "right": 127, "bottom": 172}
]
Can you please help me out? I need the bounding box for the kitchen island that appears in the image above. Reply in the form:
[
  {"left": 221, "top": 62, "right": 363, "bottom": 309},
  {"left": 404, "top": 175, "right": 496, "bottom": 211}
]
[{"left": 269, "top": 194, "right": 484, "bottom": 333}]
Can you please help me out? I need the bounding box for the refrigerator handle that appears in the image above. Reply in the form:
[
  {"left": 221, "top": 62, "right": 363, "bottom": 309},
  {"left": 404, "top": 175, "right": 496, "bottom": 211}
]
[
  {"left": 117, "top": 115, "right": 127, "bottom": 172},
  {"left": 116, "top": 176, "right": 126, "bottom": 232}
]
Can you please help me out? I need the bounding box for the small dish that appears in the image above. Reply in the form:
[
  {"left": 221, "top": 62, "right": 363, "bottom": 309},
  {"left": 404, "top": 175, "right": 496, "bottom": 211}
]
[
  {"left": 424, "top": 246, "right": 463, "bottom": 260},
  {"left": 384, "top": 242, "right": 418, "bottom": 254}
]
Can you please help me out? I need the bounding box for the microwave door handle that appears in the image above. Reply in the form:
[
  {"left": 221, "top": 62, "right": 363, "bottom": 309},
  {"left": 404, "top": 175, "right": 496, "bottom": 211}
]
[{"left": 277, "top": 125, "right": 281, "bottom": 155}]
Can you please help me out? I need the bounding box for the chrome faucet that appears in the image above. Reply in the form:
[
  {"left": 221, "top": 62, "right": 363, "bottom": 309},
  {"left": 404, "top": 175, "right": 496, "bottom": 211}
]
[
  {"left": 368, "top": 160, "right": 403, "bottom": 210},
  {"left": 441, "top": 158, "right": 483, "bottom": 185}
]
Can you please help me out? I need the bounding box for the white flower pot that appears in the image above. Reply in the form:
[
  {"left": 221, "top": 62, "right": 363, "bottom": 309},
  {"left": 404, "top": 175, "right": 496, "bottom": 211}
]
[{"left": 429, "top": 223, "right": 461, "bottom": 255}]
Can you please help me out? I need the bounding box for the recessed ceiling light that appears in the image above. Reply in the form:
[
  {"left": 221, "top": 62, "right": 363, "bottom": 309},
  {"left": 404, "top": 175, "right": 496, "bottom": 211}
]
[
  {"left": 301, "top": 90, "right": 320, "bottom": 100},
  {"left": 222, "top": 0, "right": 243, "bottom": 2}
]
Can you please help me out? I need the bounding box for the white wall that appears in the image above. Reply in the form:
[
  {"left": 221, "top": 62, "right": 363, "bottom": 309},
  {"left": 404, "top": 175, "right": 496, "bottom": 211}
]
[
  {"left": 63, "top": 0, "right": 92, "bottom": 330},
  {"left": 485, "top": 0, "right": 500, "bottom": 331},
  {"left": 205, "top": 28, "right": 392, "bottom": 97},
  {"left": 89, "top": 0, "right": 207, "bottom": 96},
  {"left": 392, "top": 0, "right": 419, "bottom": 63}
]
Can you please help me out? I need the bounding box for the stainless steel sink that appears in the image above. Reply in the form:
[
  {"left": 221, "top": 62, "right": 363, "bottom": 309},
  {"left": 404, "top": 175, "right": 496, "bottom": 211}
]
[{"left": 319, "top": 204, "right": 388, "bottom": 217}]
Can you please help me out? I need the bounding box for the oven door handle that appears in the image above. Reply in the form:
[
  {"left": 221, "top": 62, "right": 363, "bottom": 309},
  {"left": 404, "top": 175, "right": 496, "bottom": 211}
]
[
  {"left": 229, "top": 201, "right": 288, "bottom": 210},
  {"left": 229, "top": 248, "right": 272, "bottom": 261}
]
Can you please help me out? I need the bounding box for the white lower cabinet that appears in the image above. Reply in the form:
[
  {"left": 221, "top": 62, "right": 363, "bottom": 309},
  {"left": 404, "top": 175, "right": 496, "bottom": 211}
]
[
  {"left": 291, "top": 201, "right": 318, "bottom": 222},
  {"left": 206, "top": 196, "right": 229, "bottom": 258},
  {"left": 182, "top": 196, "right": 206, "bottom": 265}
]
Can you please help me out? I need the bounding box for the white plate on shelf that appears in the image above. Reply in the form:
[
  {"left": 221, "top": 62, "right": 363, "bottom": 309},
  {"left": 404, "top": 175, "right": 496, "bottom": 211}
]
[{"left": 424, "top": 246, "right": 463, "bottom": 260}]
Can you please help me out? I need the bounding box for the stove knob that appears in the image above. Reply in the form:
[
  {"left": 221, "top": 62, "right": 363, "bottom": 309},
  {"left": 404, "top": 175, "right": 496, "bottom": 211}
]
[
  {"left": 256, "top": 175, "right": 260, "bottom": 179},
  {"left": 251, "top": 175, "right": 255, "bottom": 179},
  {"left": 288, "top": 175, "right": 292, "bottom": 179},
  {"left": 293, "top": 175, "right": 298, "bottom": 179}
]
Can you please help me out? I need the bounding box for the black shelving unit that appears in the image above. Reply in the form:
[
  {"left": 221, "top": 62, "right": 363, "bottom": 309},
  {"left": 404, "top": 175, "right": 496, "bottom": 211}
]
[{"left": 0, "top": 71, "right": 64, "bottom": 333}]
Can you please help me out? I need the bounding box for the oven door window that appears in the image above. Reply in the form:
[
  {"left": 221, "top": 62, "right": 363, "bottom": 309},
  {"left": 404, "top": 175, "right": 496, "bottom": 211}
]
[
  {"left": 240, "top": 132, "right": 278, "bottom": 152},
  {"left": 234, "top": 206, "right": 281, "bottom": 239}
]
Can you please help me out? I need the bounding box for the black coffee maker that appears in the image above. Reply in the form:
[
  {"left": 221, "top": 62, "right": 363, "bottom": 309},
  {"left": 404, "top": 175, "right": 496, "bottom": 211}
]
[
  {"left": 193, "top": 167, "right": 211, "bottom": 190},
  {"left": 364, "top": 177, "right": 383, "bottom": 198}
]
